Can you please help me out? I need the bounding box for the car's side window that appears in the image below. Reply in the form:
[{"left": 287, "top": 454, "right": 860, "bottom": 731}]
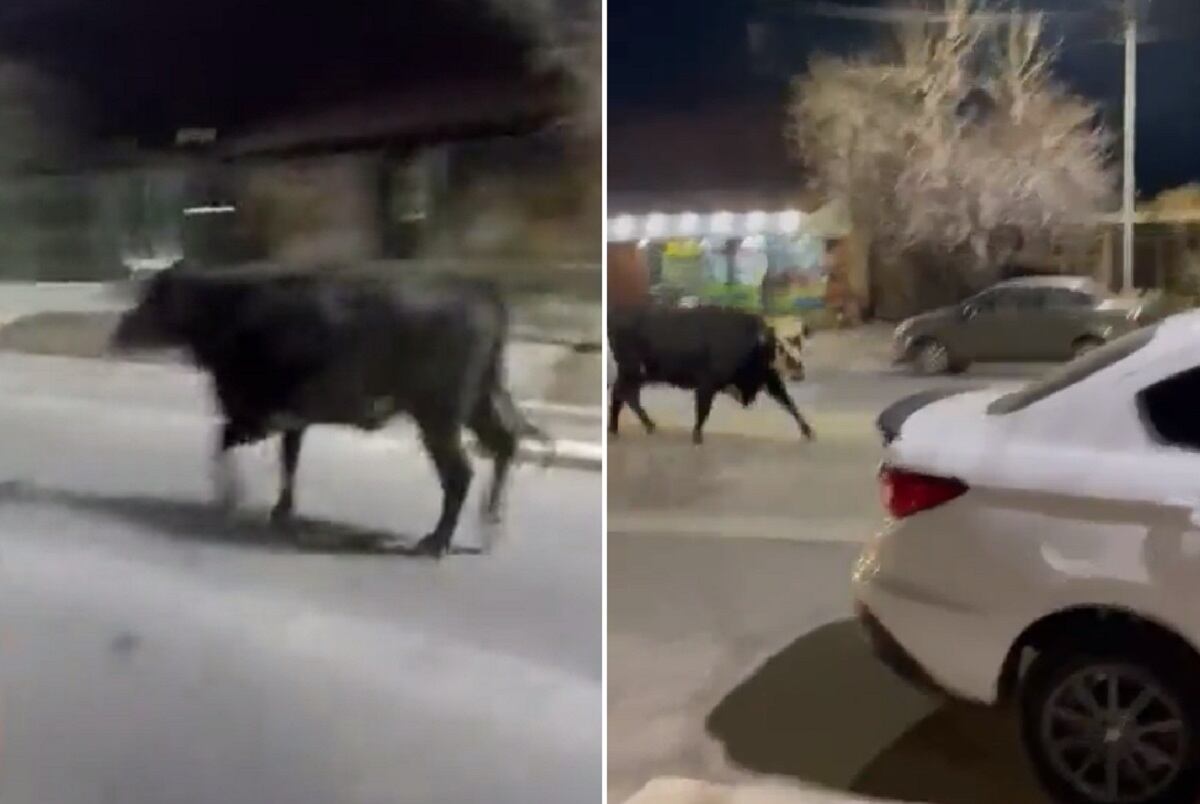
[
  {"left": 1138, "top": 366, "right": 1200, "bottom": 450},
  {"left": 1013, "top": 288, "right": 1048, "bottom": 310},
  {"left": 1045, "top": 288, "right": 1093, "bottom": 309},
  {"left": 980, "top": 289, "right": 1022, "bottom": 311}
]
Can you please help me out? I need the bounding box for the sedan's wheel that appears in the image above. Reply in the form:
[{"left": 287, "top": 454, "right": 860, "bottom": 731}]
[
  {"left": 914, "top": 339, "right": 951, "bottom": 375},
  {"left": 1022, "top": 647, "right": 1200, "bottom": 804},
  {"left": 1074, "top": 337, "right": 1104, "bottom": 358}
]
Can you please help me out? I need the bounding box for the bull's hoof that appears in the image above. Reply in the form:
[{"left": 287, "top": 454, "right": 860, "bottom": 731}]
[
  {"left": 644, "top": 423, "right": 657, "bottom": 435},
  {"left": 269, "top": 504, "right": 293, "bottom": 529},
  {"left": 215, "top": 490, "right": 242, "bottom": 516},
  {"left": 410, "top": 533, "right": 451, "bottom": 559},
  {"left": 691, "top": 431, "right": 704, "bottom": 445},
  {"left": 802, "top": 426, "right": 816, "bottom": 442}
]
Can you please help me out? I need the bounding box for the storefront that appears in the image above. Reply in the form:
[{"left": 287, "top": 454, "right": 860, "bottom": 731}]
[{"left": 606, "top": 200, "right": 855, "bottom": 320}]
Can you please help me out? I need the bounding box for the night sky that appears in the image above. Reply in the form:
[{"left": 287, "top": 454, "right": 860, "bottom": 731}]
[
  {"left": 609, "top": 0, "right": 1200, "bottom": 197},
  {"left": 0, "top": 0, "right": 538, "bottom": 144}
]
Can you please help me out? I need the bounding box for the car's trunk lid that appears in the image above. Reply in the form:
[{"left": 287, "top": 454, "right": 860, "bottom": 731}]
[{"left": 876, "top": 387, "right": 981, "bottom": 446}]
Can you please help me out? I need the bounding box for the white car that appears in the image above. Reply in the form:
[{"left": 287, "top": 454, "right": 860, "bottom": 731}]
[{"left": 854, "top": 311, "right": 1200, "bottom": 804}]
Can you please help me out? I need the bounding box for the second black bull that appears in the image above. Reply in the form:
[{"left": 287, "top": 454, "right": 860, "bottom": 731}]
[
  {"left": 607, "top": 306, "right": 815, "bottom": 444},
  {"left": 111, "top": 263, "right": 550, "bottom": 557}
]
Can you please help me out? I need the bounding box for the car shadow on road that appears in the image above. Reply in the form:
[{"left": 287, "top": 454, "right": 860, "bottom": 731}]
[
  {"left": 704, "top": 619, "right": 1050, "bottom": 804},
  {"left": 0, "top": 480, "right": 479, "bottom": 557}
]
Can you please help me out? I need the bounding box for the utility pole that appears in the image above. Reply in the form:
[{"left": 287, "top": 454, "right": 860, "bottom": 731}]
[{"left": 1122, "top": 0, "right": 1138, "bottom": 293}]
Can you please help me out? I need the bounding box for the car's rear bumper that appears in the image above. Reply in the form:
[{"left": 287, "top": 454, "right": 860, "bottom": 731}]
[
  {"left": 853, "top": 543, "right": 1010, "bottom": 705},
  {"left": 855, "top": 600, "right": 952, "bottom": 698}
]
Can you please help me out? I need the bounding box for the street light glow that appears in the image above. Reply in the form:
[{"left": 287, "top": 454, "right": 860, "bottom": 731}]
[
  {"left": 711, "top": 211, "right": 735, "bottom": 234},
  {"left": 779, "top": 209, "right": 804, "bottom": 233},
  {"left": 183, "top": 205, "right": 236, "bottom": 216},
  {"left": 677, "top": 211, "right": 700, "bottom": 235},
  {"left": 645, "top": 212, "right": 667, "bottom": 237},
  {"left": 611, "top": 215, "right": 637, "bottom": 241}
]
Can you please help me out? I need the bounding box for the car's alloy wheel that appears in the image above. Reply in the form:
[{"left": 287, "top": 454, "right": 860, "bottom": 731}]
[
  {"left": 915, "top": 340, "right": 951, "bottom": 375},
  {"left": 1074, "top": 338, "right": 1104, "bottom": 358},
  {"left": 1023, "top": 650, "right": 1200, "bottom": 804}
]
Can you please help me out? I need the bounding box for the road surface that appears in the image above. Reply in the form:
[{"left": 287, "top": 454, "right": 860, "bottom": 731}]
[
  {"left": 607, "top": 364, "right": 1053, "bottom": 804},
  {"left": 0, "top": 354, "right": 602, "bottom": 804}
]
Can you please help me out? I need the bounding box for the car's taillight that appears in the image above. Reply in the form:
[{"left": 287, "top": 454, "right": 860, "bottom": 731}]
[{"left": 879, "top": 465, "right": 968, "bottom": 518}]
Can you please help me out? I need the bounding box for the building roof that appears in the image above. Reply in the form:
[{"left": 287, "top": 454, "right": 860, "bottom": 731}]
[
  {"left": 220, "top": 79, "right": 563, "bottom": 158},
  {"left": 0, "top": 0, "right": 565, "bottom": 148}
]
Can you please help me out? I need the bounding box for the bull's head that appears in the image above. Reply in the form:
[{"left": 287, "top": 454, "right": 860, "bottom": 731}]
[{"left": 110, "top": 263, "right": 192, "bottom": 352}]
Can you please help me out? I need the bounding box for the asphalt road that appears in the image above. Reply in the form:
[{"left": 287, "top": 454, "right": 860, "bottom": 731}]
[
  {"left": 607, "top": 363, "right": 1055, "bottom": 804},
  {"left": 0, "top": 355, "right": 602, "bottom": 804}
]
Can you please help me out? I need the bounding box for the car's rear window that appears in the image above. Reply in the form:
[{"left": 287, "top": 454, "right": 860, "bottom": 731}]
[{"left": 986, "top": 324, "right": 1159, "bottom": 415}]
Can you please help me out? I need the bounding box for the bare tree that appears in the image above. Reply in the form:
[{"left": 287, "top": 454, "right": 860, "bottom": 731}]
[
  {"left": 789, "top": 0, "right": 1114, "bottom": 314},
  {"left": 488, "top": 0, "right": 601, "bottom": 255},
  {"left": 489, "top": 0, "right": 600, "bottom": 140}
]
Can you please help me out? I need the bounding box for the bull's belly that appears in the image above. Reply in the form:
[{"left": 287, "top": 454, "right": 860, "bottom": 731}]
[
  {"left": 269, "top": 395, "right": 397, "bottom": 431},
  {"left": 272, "top": 369, "right": 405, "bottom": 430}
]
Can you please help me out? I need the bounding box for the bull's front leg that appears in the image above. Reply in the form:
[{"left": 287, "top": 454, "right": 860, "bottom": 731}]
[
  {"left": 270, "top": 428, "right": 306, "bottom": 527},
  {"left": 763, "top": 370, "right": 815, "bottom": 440},
  {"left": 692, "top": 385, "right": 716, "bottom": 444}
]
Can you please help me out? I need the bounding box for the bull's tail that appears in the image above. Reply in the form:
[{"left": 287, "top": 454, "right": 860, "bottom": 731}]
[
  {"left": 492, "top": 385, "right": 557, "bottom": 468},
  {"left": 478, "top": 290, "right": 556, "bottom": 467}
]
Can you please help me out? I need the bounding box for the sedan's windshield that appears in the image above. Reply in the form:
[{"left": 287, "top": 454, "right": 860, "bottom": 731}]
[{"left": 987, "top": 324, "right": 1159, "bottom": 415}]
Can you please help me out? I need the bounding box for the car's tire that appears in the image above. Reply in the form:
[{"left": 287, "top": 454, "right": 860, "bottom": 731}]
[
  {"left": 1073, "top": 337, "right": 1105, "bottom": 359},
  {"left": 946, "top": 358, "right": 971, "bottom": 375},
  {"left": 914, "top": 339, "right": 952, "bottom": 375},
  {"left": 1020, "top": 632, "right": 1200, "bottom": 804}
]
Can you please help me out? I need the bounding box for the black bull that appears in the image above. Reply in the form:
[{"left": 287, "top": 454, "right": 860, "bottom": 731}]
[
  {"left": 607, "top": 306, "right": 815, "bottom": 443},
  {"left": 111, "top": 265, "right": 550, "bottom": 557}
]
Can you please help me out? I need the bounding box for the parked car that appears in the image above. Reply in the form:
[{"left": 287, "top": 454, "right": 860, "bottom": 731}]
[
  {"left": 892, "top": 276, "right": 1150, "bottom": 375},
  {"left": 855, "top": 312, "right": 1200, "bottom": 804}
]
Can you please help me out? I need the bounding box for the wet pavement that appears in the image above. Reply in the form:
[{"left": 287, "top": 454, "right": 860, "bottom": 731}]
[
  {"left": 607, "top": 365, "right": 1053, "bottom": 804},
  {"left": 0, "top": 354, "right": 602, "bottom": 804},
  {"left": 607, "top": 366, "right": 1038, "bottom": 543}
]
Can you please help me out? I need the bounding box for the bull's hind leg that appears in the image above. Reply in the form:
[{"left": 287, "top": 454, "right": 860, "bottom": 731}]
[
  {"left": 468, "top": 395, "right": 518, "bottom": 528},
  {"left": 612, "top": 373, "right": 655, "bottom": 435},
  {"left": 413, "top": 421, "right": 474, "bottom": 558},
  {"left": 270, "top": 428, "right": 306, "bottom": 526}
]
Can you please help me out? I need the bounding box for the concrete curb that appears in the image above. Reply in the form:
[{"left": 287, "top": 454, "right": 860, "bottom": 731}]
[
  {"left": 467, "top": 434, "right": 603, "bottom": 472},
  {"left": 521, "top": 400, "right": 604, "bottom": 422},
  {"left": 624, "top": 778, "right": 905, "bottom": 804}
]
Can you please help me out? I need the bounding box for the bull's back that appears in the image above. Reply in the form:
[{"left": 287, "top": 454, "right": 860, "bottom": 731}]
[
  {"left": 188, "top": 271, "right": 507, "bottom": 423},
  {"left": 609, "top": 306, "right": 765, "bottom": 385}
]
